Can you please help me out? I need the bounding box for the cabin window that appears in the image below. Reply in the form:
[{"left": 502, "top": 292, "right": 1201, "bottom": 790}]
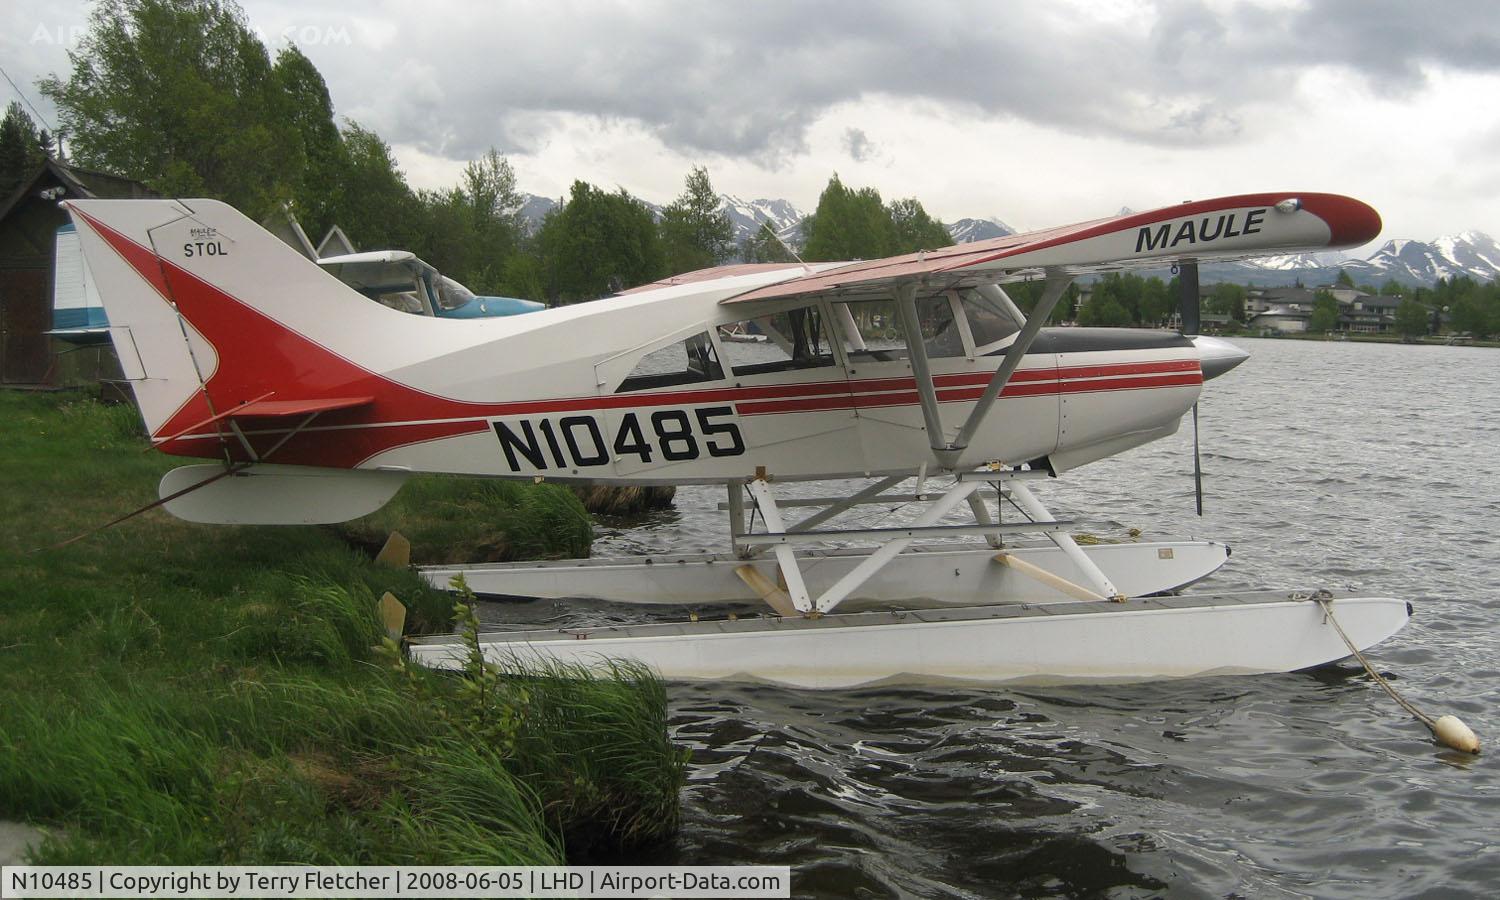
[
  {"left": 961, "top": 289, "right": 1021, "bottom": 353},
  {"left": 719, "top": 307, "right": 836, "bottom": 377},
  {"left": 916, "top": 295, "right": 966, "bottom": 358},
  {"left": 835, "top": 300, "right": 908, "bottom": 363},
  {"left": 615, "top": 332, "right": 724, "bottom": 393}
]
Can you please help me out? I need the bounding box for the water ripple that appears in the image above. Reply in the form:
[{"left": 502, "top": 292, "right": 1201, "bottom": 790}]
[{"left": 539, "top": 341, "right": 1500, "bottom": 896}]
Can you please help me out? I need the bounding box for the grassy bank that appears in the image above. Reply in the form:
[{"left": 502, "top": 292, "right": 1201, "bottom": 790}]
[{"left": 0, "top": 391, "right": 684, "bottom": 863}]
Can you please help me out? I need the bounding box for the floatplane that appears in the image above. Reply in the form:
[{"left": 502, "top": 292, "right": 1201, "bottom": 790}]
[{"left": 61, "top": 192, "right": 1410, "bottom": 689}]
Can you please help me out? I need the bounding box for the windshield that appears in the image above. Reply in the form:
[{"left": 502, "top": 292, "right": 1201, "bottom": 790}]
[
  {"left": 436, "top": 276, "right": 476, "bottom": 311},
  {"left": 961, "top": 288, "right": 1022, "bottom": 353}
]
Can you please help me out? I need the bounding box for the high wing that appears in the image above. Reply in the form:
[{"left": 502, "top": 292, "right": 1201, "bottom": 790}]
[{"left": 722, "top": 192, "right": 1380, "bottom": 304}]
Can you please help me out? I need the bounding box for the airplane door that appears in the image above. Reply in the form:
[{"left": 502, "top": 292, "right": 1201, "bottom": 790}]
[
  {"left": 831, "top": 292, "right": 1061, "bottom": 470},
  {"left": 829, "top": 296, "right": 944, "bottom": 472},
  {"left": 709, "top": 302, "right": 865, "bottom": 479}
]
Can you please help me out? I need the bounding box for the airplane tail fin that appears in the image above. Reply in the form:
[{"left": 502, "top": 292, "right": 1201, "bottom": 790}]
[
  {"left": 62, "top": 198, "right": 444, "bottom": 522},
  {"left": 61, "top": 198, "right": 414, "bottom": 448}
]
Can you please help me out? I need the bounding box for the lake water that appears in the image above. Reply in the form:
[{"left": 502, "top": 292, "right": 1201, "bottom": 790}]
[{"left": 510, "top": 338, "right": 1500, "bottom": 897}]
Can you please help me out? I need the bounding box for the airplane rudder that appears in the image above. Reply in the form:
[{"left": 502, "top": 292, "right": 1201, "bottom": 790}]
[{"left": 62, "top": 198, "right": 212, "bottom": 437}]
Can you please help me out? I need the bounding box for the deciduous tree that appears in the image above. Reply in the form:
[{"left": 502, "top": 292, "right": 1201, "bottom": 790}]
[
  {"left": 272, "top": 44, "right": 347, "bottom": 240},
  {"left": 1208, "top": 283, "right": 1247, "bottom": 322},
  {"left": 741, "top": 222, "right": 798, "bottom": 264},
  {"left": 1394, "top": 298, "right": 1430, "bottom": 339},
  {"left": 887, "top": 197, "right": 953, "bottom": 254},
  {"left": 41, "top": 0, "right": 302, "bottom": 218},
  {"left": 332, "top": 123, "right": 420, "bottom": 253},
  {"left": 1309, "top": 289, "right": 1340, "bottom": 333},
  {"left": 537, "top": 181, "right": 665, "bottom": 302},
  {"left": 801, "top": 174, "right": 893, "bottom": 261}
]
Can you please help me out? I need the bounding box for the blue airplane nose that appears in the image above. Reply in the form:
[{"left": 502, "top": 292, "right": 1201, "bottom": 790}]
[{"left": 1192, "top": 335, "right": 1250, "bottom": 381}]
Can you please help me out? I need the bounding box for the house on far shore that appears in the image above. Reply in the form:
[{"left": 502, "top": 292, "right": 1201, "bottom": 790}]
[
  {"left": 0, "top": 159, "right": 153, "bottom": 387},
  {"left": 1245, "top": 286, "right": 1399, "bottom": 335},
  {"left": 1342, "top": 292, "right": 1399, "bottom": 334},
  {"left": 1246, "top": 287, "right": 1319, "bottom": 333}
]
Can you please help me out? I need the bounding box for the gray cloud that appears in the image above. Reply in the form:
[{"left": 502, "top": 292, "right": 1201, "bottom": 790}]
[
  {"left": 310, "top": 0, "right": 1500, "bottom": 163},
  {"left": 12, "top": 0, "right": 1500, "bottom": 165},
  {"left": 843, "top": 127, "right": 874, "bottom": 162}
]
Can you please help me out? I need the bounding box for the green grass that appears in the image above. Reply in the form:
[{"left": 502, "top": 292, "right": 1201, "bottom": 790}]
[
  {"left": 0, "top": 390, "right": 684, "bottom": 863},
  {"left": 339, "top": 476, "right": 593, "bottom": 566}
]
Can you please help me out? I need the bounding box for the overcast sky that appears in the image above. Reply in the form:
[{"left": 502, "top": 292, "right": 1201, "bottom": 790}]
[{"left": 5, "top": 0, "right": 1498, "bottom": 249}]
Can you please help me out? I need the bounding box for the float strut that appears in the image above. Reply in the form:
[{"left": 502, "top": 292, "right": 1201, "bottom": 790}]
[
  {"left": 745, "top": 477, "right": 815, "bottom": 613},
  {"left": 1009, "top": 481, "right": 1125, "bottom": 601}
]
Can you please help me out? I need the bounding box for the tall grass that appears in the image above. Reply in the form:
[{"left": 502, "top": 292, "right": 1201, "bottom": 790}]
[
  {"left": 506, "top": 657, "right": 687, "bottom": 857},
  {"left": 339, "top": 476, "right": 593, "bottom": 565},
  {"left": 0, "top": 391, "right": 682, "bottom": 864}
]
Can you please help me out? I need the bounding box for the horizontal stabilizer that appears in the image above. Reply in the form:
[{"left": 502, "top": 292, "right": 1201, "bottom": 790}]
[
  {"left": 234, "top": 397, "right": 374, "bottom": 417},
  {"left": 160, "top": 464, "right": 407, "bottom": 524}
]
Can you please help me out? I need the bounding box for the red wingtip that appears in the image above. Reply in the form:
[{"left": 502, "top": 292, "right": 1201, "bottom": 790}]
[{"left": 1300, "top": 193, "right": 1382, "bottom": 249}]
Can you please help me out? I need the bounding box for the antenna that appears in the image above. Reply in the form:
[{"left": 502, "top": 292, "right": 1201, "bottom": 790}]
[{"left": 747, "top": 204, "right": 811, "bottom": 273}]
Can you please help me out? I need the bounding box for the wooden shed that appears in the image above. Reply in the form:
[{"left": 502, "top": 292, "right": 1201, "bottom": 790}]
[{"left": 0, "top": 160, "right": 152, "bottom": 385}]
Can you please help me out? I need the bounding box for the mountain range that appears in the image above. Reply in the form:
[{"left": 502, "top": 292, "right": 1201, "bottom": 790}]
[{"left": 516, "top": 193, "right": 1495, "bottom": 287}]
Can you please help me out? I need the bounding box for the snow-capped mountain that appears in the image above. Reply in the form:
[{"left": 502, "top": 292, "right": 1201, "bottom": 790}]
[
  {"left": 1336, "top": 232, "right": 1500, "bottom": 286},
  {"left": 947, "top": 217, "right": 1014, "bottom": 243},
  {"left": 1199, "top": 232, "right": 1500, "bottom": 287},
  {"left": 719, "top": 195, "right": 806, "bottom": 245},
  {"left": 1241, "top": 250, "right": 1352, "bottom": 272},
  {"left": 516, "top": 193, "right": 558, "bottom": 234}
]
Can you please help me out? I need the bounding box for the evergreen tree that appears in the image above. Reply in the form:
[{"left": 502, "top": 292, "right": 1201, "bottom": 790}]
[
  {"left": 1335, "top": 269, "right": 1355, "bottom": 288},
  {"left": 0, "top": 102, "right": 49, "bottom": 195},
  {"left": 659, "top": 166, "right": 734, "bottom": 274}
]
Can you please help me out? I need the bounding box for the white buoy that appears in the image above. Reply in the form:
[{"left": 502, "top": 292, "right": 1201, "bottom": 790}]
[
  {"left": 1317, "top": 596, "right": 1482, "bottom": 755},
  {"left": 1433, "top": 715, "right": 1481, "bottom": 755}
]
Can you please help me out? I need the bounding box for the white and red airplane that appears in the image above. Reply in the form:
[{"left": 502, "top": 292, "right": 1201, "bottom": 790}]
[{"left": 62, "top": 192, "right": 1409, "bottom": 688}]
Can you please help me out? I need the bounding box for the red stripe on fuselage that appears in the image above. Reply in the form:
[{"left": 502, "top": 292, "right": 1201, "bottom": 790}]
[{"left": 736, "top": 370, "right": 1202, "bottom": 415}]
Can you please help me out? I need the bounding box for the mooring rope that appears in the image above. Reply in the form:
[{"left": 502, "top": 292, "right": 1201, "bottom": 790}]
[{"left": 1305, "top": 591, "right": 1480, "bottom": 754}]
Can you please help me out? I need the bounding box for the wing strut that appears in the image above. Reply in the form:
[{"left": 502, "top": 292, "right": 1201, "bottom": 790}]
[
  {"left": 937, "top": 268, "right": 1072, "bottom": 469},
  {"left": 893, "top": 281, "right": 948, "bottom": 451}
]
